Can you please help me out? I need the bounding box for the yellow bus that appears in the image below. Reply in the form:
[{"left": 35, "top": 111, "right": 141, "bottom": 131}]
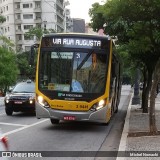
[{"left": 35, "top": 33, "right": 122, "bottom": 125}]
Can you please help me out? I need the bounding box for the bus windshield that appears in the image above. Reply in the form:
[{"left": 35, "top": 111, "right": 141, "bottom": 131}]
[{"left": 39, "top": 50, "right": 108, "bottom": 94}]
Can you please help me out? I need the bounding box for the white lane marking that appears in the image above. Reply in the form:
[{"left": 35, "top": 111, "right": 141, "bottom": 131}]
[
  {"left": 3, "top": 119, "right": 49, "bottom": 136},
  {"left": 0, "top": 122, "right": 28, "bottom": 127},
  {"left": 116, "top": 93, "right": 133, "bottom": 160}
]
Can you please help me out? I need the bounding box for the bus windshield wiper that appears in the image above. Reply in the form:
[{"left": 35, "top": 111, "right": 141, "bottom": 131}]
[{"left": 77, "top": 50, "right": 93, "bottom": 70}]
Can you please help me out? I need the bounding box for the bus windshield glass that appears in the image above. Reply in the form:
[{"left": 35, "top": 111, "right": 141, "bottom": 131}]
[{"left": 39, "top": 50, "right": 108, "bottom": 94}]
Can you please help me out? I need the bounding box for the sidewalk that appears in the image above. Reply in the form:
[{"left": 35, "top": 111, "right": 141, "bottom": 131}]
[
  {"left": 0, "top": 97, "right": 4, "bottom": 106},
  {"left": 117, "top": 92, "right": 160, "bottom": 160}
]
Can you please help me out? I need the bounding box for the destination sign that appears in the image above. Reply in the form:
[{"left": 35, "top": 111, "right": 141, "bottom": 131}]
[
  {"left": 41, "top": 37, "right": 109, "bottom": 49},
  {"left": 53, "top": 38, "right": 101, "bottom": 47}
]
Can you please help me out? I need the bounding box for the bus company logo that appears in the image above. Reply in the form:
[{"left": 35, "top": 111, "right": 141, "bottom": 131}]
[{"left": 58, "top": 93, "right": 65, "bottom": 97}]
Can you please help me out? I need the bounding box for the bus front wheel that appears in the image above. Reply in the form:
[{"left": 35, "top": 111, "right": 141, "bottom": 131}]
[{"left": 50, "top": 119, "right": 60, "bottom": 124}]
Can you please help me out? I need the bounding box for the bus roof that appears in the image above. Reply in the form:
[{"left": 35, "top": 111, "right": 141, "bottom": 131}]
[{"left": 42, "top": 33, "right": 111, "bottom": 41}]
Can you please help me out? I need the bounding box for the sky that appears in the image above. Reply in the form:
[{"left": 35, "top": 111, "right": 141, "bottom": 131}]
[{"left": 67, "top": 0, "right": 105, "bottom": 23}]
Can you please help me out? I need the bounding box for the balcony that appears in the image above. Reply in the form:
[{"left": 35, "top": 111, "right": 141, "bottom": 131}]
[
  {"left": 14, "top": 9, "right": 22, "bottom": 14},
  {"left": 34, "top": 8, "right": 41, "bottom": 12},
  {"left": 16, "top": 30, "right": 23, "bottom": 34},
  {"left": 56, "top": 11, "right": 64, "bottom": 20},
  {"left": 17, "top": 40, "right": 23, "bottom": 45},
  {"left": 56, "top": 1, "right": 64, "bottom": 10},
  {"left": 14, "top": 0, "right": 21, "bottom": 2},
  {"left": 57, "top": 21, "right": 64, "bottom": 29},
  {"left": 34, "top": 18, "right": 42, "bottom": 23},
  {"left": 15, "top": 19, "right": 22, "bottom": 24}
]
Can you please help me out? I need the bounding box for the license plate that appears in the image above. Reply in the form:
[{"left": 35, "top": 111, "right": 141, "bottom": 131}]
[
  {"left": 64, "top": 116, "right": 76, "bottom": 121},
  {"left": 14, "top": 101, "right": 23, "bottom": 104}
]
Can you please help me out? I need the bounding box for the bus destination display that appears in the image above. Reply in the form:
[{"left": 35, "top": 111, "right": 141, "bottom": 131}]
[{"left": 41, "top": 37, "right": 108, "bottom": 49}]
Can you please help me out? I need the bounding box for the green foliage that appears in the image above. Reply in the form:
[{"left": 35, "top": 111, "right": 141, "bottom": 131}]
[
  {"left": 25, "top": 27, "right": 56, "bottom": 42},
  {"left": 0, "top": 36, "right": 15, "bottom": 48},
  {"left": 89, "top": 3, "right": 106, "bottom": 31},
  {"left": 89, "top": 0, "right": 160, "bottom": 77},
  {"left": 16, "top": 52, "right": 36, "bottom": 80},
  {"left": 0, "top": 15, "right": 6, "bottom": 23},
  {"left": 0, "top": 47, "right": 19, "bottom": 92},
  {"left": 25, "top": 27, "right": 44, "bottom": 41}
]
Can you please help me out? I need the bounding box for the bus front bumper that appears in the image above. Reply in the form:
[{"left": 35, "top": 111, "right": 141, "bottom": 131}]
[{"left": 36, "top": 102, "right": 109, "bottom": 123}]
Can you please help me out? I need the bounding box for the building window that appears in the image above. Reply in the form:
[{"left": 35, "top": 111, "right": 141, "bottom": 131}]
[
  {"left": 36, "top": 24, "right": 41, "bottom": 28},
  {"left": 23, "top": 4, "right": 29, "bottom": 8},
  {"left": 35, "top": 2, "right": 41, "bottom": 8},
  {"left": 23, "top": 14, "right": 33, "bottom": 19},
  {"left": 24, "top": 25, "right": 33, "bottom": 30},
  {"left": 6, "top": 6, "right": 8, "bottom": 11},
  {"left": 16, "top": 14, "right": 21, "bottom": 20},
  {"left": 24, "top": 35, "right": 34, "bottom": 40},
  {"left": 15, "top": 3, "right": 20, "bottom": 9},
  {"left": 25, "top": 46, "right": 31, "bottom": 52},
  {"left": 17, "top": 35, "right": 22, "bottom": 40},
  {"left": 17, "top": 25, "right": 21, "bottom": 31}
]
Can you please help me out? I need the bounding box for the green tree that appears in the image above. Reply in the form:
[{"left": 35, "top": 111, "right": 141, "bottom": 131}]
[
  {"left": 0, "top": 47, "right": 19, "bottom": 94},
  {"left": 0, "top": 15, "right": 6, "bottom": 23},
  {"left": 89, "top": 0, "right": 160, "bottom": 134},
  {"left": 16, "top": 52, "right": 36, "bottom": 80},
  {"left": 25, "top": 27, "right": 56, "bottom": 42},
  {"left": 0, "top": 16, "right": 18, "bottom": 94}
]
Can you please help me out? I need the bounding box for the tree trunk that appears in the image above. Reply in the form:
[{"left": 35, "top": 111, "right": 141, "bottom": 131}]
[
  {"left": 149, "top": 58, "right": 160, "bottom": 134},
  {"left": 149, "top": 78, "right": 158, "bottom": 134},
  {"left": 142, "top": 69, "right": 152, "bottom": 113},
  {"left": 141, "top": 66, "right": 148, "bottom": 112}
]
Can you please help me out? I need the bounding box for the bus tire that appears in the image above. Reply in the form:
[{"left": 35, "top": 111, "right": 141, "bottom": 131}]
[
  {"left": 101, "top": 121, "right": 110, "bottom": 126},
  {"left": 50, "top": 119, "right": 60, "bottom": 124},
  {"left": 5, "top": 108, "right": 13, "bottom": 116},
  {"left": 114, "top": 107, "right": 118, "bottom": 113},
  {"left": 114, "top": 96, "right": 119, "bottom": 113}
]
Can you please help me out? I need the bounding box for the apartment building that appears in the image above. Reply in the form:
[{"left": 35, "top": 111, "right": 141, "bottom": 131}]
[
  {"left": 71, "top": 18, "right": 85, "bottom": 33},
  {"left": 0, "top": 0, "right": 65, "bottom": 52},
  {"left": 64, "top": 8, "right": 72, "bottom": 33}
]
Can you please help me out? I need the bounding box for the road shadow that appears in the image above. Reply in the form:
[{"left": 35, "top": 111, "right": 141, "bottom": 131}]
[{"left": 11, "top": 111, "right": 36, "bottom": 117}]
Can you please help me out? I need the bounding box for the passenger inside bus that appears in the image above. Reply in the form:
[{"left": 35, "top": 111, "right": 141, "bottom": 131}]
[{"left": 88, "top": 52, "right": 106, "bottom": 93}]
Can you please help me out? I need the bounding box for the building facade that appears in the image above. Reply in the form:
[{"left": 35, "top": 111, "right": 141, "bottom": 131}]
[
  {"left": 85, "top": 23, "right": 97, "bottom": 34},
  {"left": 64, "top": 8, "right": 72, "bottom": 33},
  {"left": 71, "top": 18, "right": 85, "bottom": 33},
  {"left": 0, "top": 0, "right": 65, "bottom": 52}
]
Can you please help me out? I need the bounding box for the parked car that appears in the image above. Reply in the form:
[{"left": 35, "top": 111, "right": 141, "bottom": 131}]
[{"left": 4, "top": 80, "right": 35, "bottom": 116}]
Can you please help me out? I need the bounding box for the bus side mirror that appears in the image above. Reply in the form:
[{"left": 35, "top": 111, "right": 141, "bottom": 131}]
[
  {"left": 29, "top": 46, "right": 35, "bottom": 66},
  {"left": 29, "top": 44, "right": 39, "bottom": 66}
]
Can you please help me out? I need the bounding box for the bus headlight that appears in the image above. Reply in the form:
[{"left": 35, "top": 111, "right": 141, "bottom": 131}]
[
  {"left": 90, "top": 99, "right": 106, "bottom": 111},
  {"left": 37, "top": 96, "right": 49, "bottom": 108}
]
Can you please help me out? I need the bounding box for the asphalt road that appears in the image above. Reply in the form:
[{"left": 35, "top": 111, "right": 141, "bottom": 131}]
[{"left": 0, "top": 85, "right": 131, "bottom": 160}]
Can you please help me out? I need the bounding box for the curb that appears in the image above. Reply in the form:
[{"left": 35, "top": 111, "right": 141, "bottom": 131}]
[{"left": 116, "top": 92, "right": 133, "bottom": 160}]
